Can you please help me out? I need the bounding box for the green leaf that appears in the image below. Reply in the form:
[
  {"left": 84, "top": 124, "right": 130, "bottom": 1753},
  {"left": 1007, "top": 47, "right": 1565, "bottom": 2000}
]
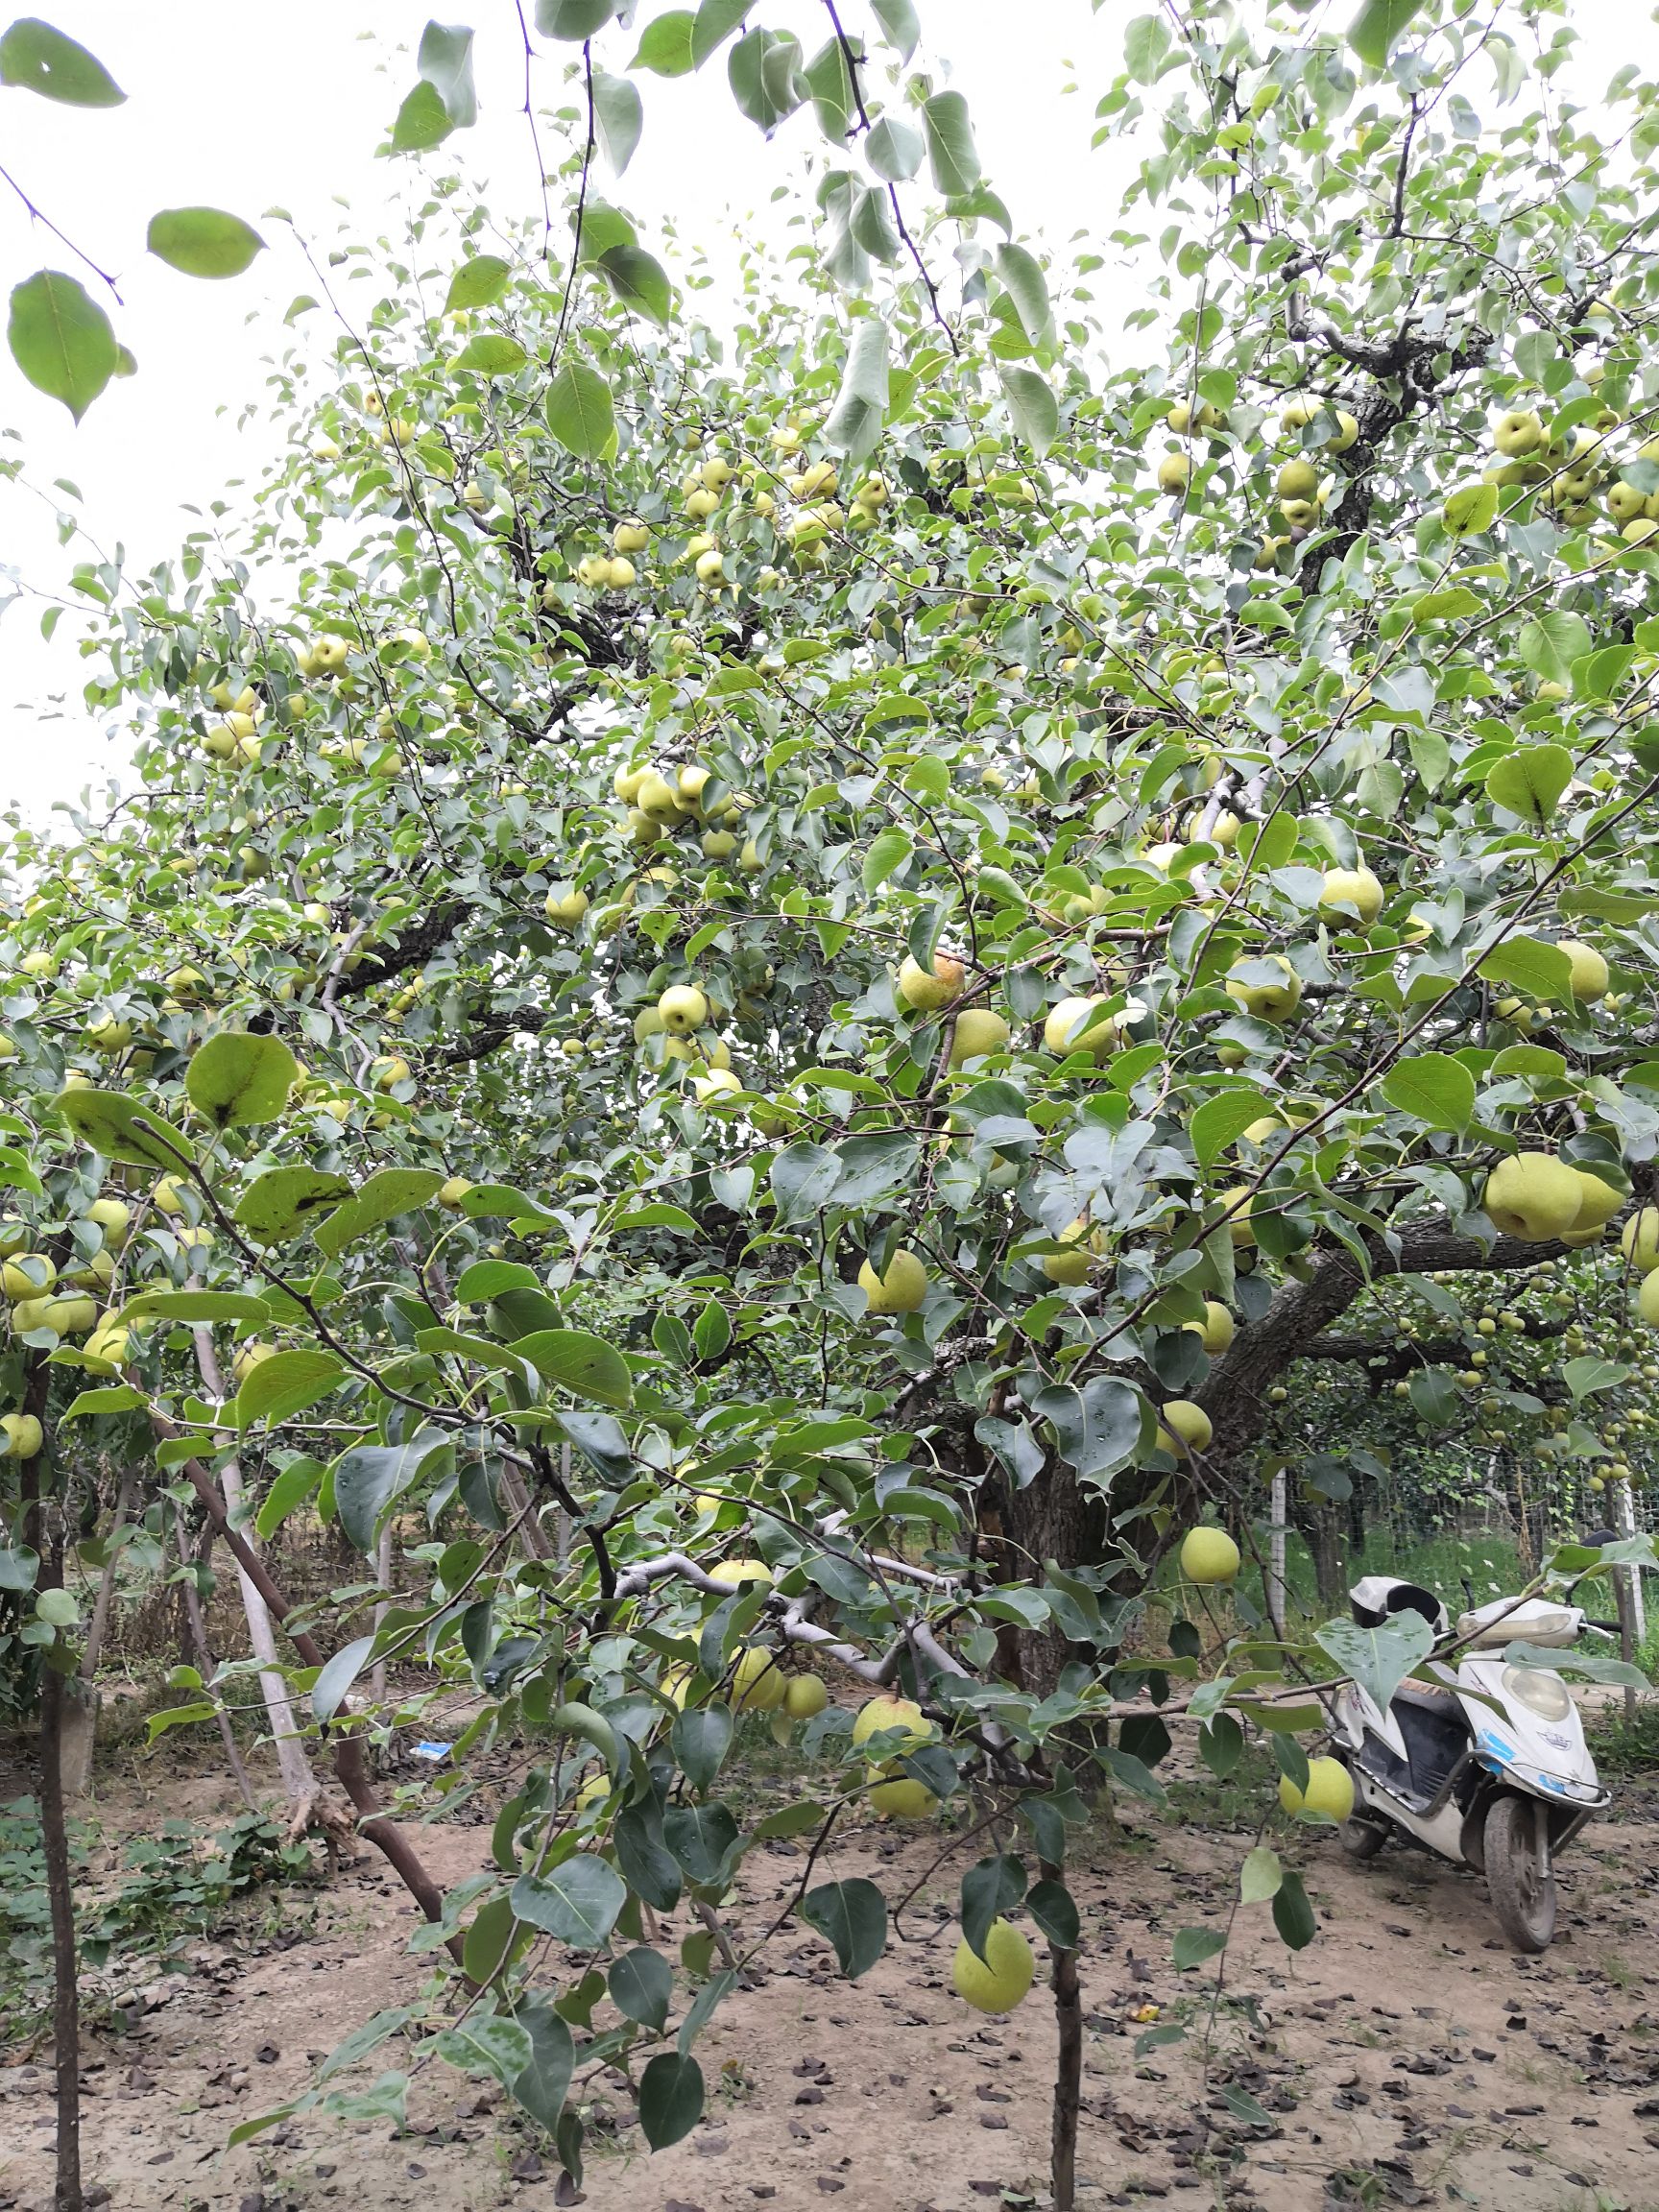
[
  {"left": 462, "top": 1895, "right": 519, "bottom": 1987},
  {"left": 922, "top": 90, "right": 980, "bottom": 196},
  {"left": 1477, "top": 937, "right": 1575, "bottom": 1002},
  {"left": 866, "top": 113, "right": 923, "bottom": 182},
  {"left": 445, "top": 254, "right": 513, "bottom": 312},
  {"left": 825, "top": 317, "right": 889, "bottom": 463},
  {"left": 314, "top": 1168, "right": 445, "bottom": 1259},
  {"left": 1378, "top": 1052, "right": 1475, "bottom": 1134},
  {"left": 60, "top": 1384, "right": 144, "bottom": 1423},
  {"left": 544, "top": 358, "right": 615, "bottom": 461},
  {"left": 771, "top": 1142, "right": 841, "bottom": 1226},
  {"left": 1313, "top": 1613, "right": 1433, "bottom": 1715},
  {"left": 146, "top": 1701, "right": 218, "bottom": 1743},
  {"left": 1518, "top": 613, "right": 1593, "bottom": 690},
  {"left": 803, "top": 34, "right": 855, "bottom": 139},
  {"left": 1348, "top": 0, "right": 1427, "bottom": 66},
  {"left": 459, "top": 1183, "right": 558, "bottom": 1226},
  {"left": 235, "top": 1349, "right": 346, "bottom": 1431},
  {"left": 1190, "top": 1087, "right": 1273, "bottom": 1166},
  {"left": 862, "top": 824, "right": 911, "bottom": 892},
  {"left": 456, "top": 1260, "right": 541, "bottom": 1305},
  {"left": 0, "top": 20, "right": 124, "bottom": 104},
  {"left": 418, "top": 18, "right": 477, "bottom": 124},
  {"left": 147, "top": 208, "right": 266, "bottom": 280},
  {"left": 672, "top": 1704, "right": 733, "bottom": 1793},
  {"left": 511, "top": 1855, "right": 627, "bottom": 1947},
  {"left": 755, "top": 1799, "right": 830, "bottom": 1840},
  {"left": 1173, "top": 1925, "right": 1228, "bottom": 1970},
  {"left": 255, "top": 1458, "right": 324, "bottom": 1539},
  {"left": 1561, "top": 1357, "right": 1629, "bottom": 1403},
  {"left": 1484, "top": 745, "right": 1574, "bottom": 828},
  {"left": 1026, "top": 1878, "right": 1079, "bottom": 1950},
  {"left": 1504, "top": 1641, "right": 1650, "bottom": 1689},
  {"left": 728, "top": 27, "right": 806, "bottom": 131},
  {"left": 455, "top": 332, "right": 530, "bottom": 376},
  {"left": 511, "top": 1329, "right": 632, "bottom": 1407},
  {"left": 994, "top": 244, "right": 1051, "bottom": 346},
  {"left": 0, "top": 1545, "right": 40, "bottom": 1593},
  {"left": 1239, "top": 1845, "right": 1283, "bottom": 1904},
  {"left": 312, "top": 1633, "right": 375, "bottom": 1722},
  {"left": 391, "top": 78, "right": 454, "bottom": 152},
  {"left": 233, "top": 1166, "right": 353, "bottom": 1243},
  {"left": 1031, "top": 1378, "right": 1147, "bottom": 1488},
  {"left": 512, "top": 2004, "right": 574, "bottom": 2133},
  {"left": 609, "top": 1946, "right": 673, "bottom": 2031},
  {"left": 538, "top": 0, "right": 619, "bottom": 32},
  {"left": 1407, "top": 1368, "right": 1458, "bottom": 1429},
  {"left": 120, "top": 1290, "right": 271, "bottom": 1325},
  {"left": 998, "top": 365, "right": 1058, "bottom": 452},
  {"left": 56, "top": 1088, "right": 192, "bottom": 1174},
  {"left": 633, "top": 10, "right": 697, "bottom": 74},
  {"left": 186, "top": 1032, "right": 296, "bottom": 1128},
  {"left": 800, "top": 1877, "right": 887, "bottom": 1978},
  {"left": 9, "top": 272, "right": 118, "bottom": 422},
  {"left": 1123, "top": 14, "right": 1173, "bottom": 82},
  {"left": 691, "top": 0, "right": 751, "bottom": 66},
  {"left": 614, "top": 1806, "right": 684, "bottom": 1912},
  {"left": 638, "top": 2051, "right": 704, "bottom": 2150},
  {"left": 434, "top": 2014, "right": 534, "bottom": 2091},
  {"left": 591, "top": 69, "right": 643, "bottom": 174},
  {"left": 871, "top": 0, "right": 920, "bottom": 60},
  {"left": 1442, "top": 483, "right": 1498, "bottom": 537},
  {"left": 1271, "top": 1868, "right": 1317, "bottom": 1950},
  {"left": 319, "top": 2008, "right": 415, "bottom": 2085},
  {"left": 594, "top": 243, "right": 671, "bottom": 325},
  {"left": 960, "top": 1853, "right": 1026, "bottom": 1963},
  {"left": 663, "top": 1800, "right": 739, "bottom": 1886},
  {"left": 334, "top": 1429, "right": 449, "bottom": 1553}
]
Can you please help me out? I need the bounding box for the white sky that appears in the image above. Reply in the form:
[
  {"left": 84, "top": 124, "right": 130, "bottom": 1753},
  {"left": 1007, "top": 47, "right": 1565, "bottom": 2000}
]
[{"left": 0, "top": 3, "right": 1634, "bottom": 822}]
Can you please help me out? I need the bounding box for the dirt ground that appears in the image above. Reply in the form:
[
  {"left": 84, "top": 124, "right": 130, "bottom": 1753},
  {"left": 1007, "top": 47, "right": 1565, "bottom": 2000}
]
[{"left": 3, "top": 1711, "right": 1657, "bottom": 2212}]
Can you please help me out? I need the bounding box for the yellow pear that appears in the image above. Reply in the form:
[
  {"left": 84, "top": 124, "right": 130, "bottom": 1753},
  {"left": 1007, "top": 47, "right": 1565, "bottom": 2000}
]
[
  {"left": 897, "top": 951, "right": 965, "bottom": 1010},
  {"left": 1158, "top": 1400, "right": 1214, "bottom": 1457},
  {"left": 858, "top": 1250, "right": 928, "bottom": 1315},
  {"left": 949, "top": 1009, "right": 1010, "bottom": 1067},
  {"left": 1180, "top": 1527, "right": 1240, "bottom": 1584},
  {"left": 1482, "top": 1153, "right": 1585, "bottom": 1241},
  {"left": 951, "top": 1920, "right": 1034, "bottom": 2012},
  {"left": 1279, "top": 1756, "right": 1355, "bottom": 1821}
]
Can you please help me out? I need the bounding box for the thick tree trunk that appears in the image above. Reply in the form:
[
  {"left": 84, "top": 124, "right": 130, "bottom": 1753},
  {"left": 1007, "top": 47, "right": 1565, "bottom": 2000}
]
[
  {"left": 1196, "top": 1224, "right": 1580, "bottom": 1490},
  {"left": 996, "top": 1461, "right": 1110, "bottom": 1698},
  {"left": 1302, "top": 1504, "right": 1346, "bottom": 1609}
]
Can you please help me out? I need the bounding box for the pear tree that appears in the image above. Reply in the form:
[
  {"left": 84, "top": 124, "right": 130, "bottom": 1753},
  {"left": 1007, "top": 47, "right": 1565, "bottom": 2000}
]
[{"left": 4, "top": 1, "right": 1659, "bottom": 2205}]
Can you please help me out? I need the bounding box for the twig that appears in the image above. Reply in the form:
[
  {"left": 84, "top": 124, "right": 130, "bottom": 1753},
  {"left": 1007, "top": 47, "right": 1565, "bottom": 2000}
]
[
  {"left": 513, "top": 0, "right": 556, "bottom": 267},
  {"left": 0, "top": 159, "right": 123, "bottom": 301},
  {"left": 820, "top": 0, "right": 959, "bottom": 354},
  {"left": 553, "top": 42, "right": 597, "bottom": 358}
]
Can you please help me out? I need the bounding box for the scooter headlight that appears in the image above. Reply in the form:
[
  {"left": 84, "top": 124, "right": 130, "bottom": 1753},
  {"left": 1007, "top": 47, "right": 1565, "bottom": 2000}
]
[{"left": 1500, "top": 1664, "right": 1572, "bottom": 1722}]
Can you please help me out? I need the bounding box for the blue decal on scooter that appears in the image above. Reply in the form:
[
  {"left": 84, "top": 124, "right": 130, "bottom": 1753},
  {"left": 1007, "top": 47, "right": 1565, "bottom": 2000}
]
[{"left": 1478, "top": 1729, "right": 1517, "bottom": 1765}]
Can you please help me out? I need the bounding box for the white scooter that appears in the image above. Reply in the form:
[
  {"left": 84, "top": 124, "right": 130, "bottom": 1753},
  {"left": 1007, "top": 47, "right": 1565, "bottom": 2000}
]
[{"left": 1330, "top": 1575, "right": 1614, "bottom": 1953}]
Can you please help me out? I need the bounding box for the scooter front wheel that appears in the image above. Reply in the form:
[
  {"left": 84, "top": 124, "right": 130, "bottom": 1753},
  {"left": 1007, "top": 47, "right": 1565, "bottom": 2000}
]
[
  {"left": 1484, "top": 1793, "right": 1555, "bottom": 1953},
  {"left": 1339, "top": 1813, "right": 1387, "bottom": 1860}
]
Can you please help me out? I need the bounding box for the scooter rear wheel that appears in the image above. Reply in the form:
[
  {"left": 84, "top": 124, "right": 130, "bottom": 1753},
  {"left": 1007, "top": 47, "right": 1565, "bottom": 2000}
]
[{"left": 1484, "top": 1793, "right": 1555, "bottom": 1953}]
